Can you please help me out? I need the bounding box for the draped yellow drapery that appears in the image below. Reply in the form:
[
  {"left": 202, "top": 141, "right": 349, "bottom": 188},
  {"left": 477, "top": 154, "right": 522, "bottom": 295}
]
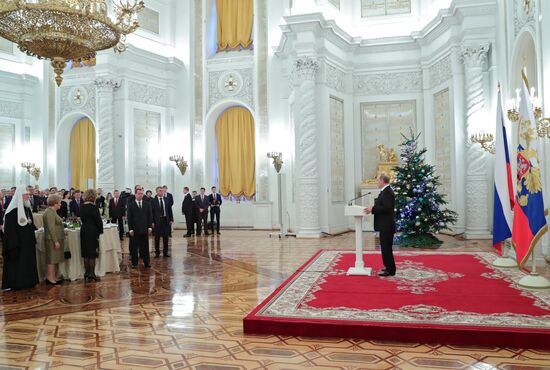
[
  {"left": 216, "top": 107, "right": 256, "bottom": 198},
  {"left": 70, "top": 118, "right": 96, "bottom": 190},
  {"left": 216, "top": 0, "right": 253, "bottom": 51}
]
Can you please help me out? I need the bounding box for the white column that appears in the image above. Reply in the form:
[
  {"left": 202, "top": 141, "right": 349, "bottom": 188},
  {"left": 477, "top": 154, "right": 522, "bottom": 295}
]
[
  {"left": 94, "top": 78, "right": 120, "bottom": 191},
  {"left": 293, "top": 57, "right": 321, "bottom": 238},
  {"left": 461, "top": 43, "right": 491, "bottom": 239}
]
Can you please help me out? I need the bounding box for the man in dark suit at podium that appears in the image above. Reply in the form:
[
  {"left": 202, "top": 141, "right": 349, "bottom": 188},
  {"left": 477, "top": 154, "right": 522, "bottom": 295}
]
[{"left": 364, "top": 174, "right": 396, "bottom": 277}]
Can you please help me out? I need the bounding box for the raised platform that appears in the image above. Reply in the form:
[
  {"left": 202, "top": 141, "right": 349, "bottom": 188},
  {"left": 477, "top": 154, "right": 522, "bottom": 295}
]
[{"left": 244, "top": 250, "right": 550, "bottom": 349}]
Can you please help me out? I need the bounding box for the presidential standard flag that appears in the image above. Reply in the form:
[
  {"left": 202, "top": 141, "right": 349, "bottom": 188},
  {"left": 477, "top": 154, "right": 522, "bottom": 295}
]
[
  {"left": 492, "top": 88, "right": 514, "bottom": 255},
  {"left": 511, "top": 71, "right": 548, "bottom": 269}
]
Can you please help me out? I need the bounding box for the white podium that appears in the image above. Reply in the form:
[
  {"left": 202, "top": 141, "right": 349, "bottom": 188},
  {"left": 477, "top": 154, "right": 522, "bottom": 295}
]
[{"left": 345, "top": 205, "right": 372, "bottom": 276}]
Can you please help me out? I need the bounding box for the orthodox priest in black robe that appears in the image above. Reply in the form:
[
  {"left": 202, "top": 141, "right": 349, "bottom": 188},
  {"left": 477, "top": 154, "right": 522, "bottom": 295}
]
[{"left": 2, "top": 188, "right": 38, "bottom": 291}]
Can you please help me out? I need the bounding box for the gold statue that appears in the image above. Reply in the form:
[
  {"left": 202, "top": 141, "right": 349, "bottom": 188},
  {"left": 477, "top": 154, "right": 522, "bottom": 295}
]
[{"left": 362, "top": 144, "right": 397, "bottom": 187}]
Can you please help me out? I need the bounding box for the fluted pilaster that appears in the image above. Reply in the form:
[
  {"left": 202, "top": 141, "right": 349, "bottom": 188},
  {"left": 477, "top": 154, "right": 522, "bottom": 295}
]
[
  {"left": 461, "top": 43, "right": 491, "bottom": 238},
  {"left": 94, "top": 78, "right": 120, "bottom": 191},
  {"left": 294, "top": 57, "right": 321, "bottom": 238}
]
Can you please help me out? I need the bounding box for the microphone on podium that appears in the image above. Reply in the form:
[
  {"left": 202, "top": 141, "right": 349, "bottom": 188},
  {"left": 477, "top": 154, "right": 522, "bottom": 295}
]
[{"left": 347, "top": 192, "right": 371, "bottom": 206}]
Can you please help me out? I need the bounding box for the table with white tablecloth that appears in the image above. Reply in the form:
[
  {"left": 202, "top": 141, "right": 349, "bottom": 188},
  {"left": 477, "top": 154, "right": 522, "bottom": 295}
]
[
  {"left": 33, "top": 213, "right": 44, "bottom": 229},
  {"left": 35, "top": 225, "right": 121, "bottom": 281}
]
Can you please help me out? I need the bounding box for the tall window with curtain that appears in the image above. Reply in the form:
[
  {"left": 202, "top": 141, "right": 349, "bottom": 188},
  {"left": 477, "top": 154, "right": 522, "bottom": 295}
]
[
  {"left": 216, "top": 107, "right": 256, "bottom": 199},
  {"left": 70, "top": 117, "right": 96, "bottom": 190},
  {"left": 216, "top": 0, "right": 254, "bottom": 51}
]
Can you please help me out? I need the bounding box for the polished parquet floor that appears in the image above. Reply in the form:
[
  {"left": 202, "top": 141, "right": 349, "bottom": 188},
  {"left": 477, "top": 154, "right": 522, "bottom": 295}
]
[{"left": 1, "top": 230, "right": 550, "bottom": 370}]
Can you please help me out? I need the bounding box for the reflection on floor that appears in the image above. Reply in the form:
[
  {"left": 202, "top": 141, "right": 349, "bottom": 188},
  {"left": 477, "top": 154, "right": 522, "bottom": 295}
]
[{"left": 1, "top": 231, "right": 549, "bottom": 369}]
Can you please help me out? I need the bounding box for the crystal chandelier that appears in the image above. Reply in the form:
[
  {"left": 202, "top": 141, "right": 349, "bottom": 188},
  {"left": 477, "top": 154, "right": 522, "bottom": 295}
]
[{"left": 0, "top": 0, "right": 144, "bottom": 86}]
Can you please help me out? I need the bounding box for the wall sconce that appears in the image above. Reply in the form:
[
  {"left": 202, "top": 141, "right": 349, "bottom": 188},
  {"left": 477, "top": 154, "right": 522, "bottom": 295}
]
[
  {"left": 21, "top": 162, "right": 40, "bottom": 184},
  {"left": 169, "top": 155, "right": 188, "bottom": 176},
  {"left": 507, "top": 86, "right": 550, "bottom": 138},
  {"left": 21, "top": 162, "right": 35, "bottom": 173},
  {"left": 267, "top": 152, "right": 283, "bottom": 173},
  {"left": 470, "top": 132, "right": 495, "bottom": 154},
  {"left": 30, "top": 167, "right": 41, "bottom": 182}
]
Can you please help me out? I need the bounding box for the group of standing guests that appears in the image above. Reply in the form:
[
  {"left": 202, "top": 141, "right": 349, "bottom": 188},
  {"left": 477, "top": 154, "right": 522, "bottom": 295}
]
[
  {"left": 1, "top": 183, "right": 224, "bottom": 290},
  {"left": 107, "top": 185, "right": 175, "bottom": 269},
  {"left": 182, "top": 186, "right": 223, "bottom": 237},
  {"left": 1, "top": 187, "right": 104, "bottom": 291}
]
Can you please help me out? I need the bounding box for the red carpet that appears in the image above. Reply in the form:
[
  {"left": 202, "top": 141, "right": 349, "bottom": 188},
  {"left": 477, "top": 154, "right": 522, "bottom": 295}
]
[{"left": 244, "top": 251, "right": 550, "bottom": 349}]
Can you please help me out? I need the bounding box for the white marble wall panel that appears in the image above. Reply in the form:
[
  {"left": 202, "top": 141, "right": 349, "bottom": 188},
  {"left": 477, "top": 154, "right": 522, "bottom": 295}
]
[
  {"left": 0, "top": 123, "right": 14, "bottom": 188},
  {"left": 133, "top": 109, "right": 161, "bottom": 191},
  {"left": 433, "top": 89, "right": 452, "bottom": 205},
  {"left": 360, "top": 101, "right": 416, "bottom": 181},
  {"left": 330, "top": 96, "right": 345, "bottom": 202}
]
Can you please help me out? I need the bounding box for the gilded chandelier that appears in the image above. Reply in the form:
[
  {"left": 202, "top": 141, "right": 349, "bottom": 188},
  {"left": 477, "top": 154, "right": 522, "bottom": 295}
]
[{"left": 0, "top": 0, "right": 144, "bottom": 86}]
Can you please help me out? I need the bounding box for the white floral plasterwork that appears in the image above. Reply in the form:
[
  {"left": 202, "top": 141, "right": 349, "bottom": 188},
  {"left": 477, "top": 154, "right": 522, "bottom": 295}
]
[
  {"left": 354, "top": 71, "right": 422, "bottom": 95},
  {"left": 128, "top": 81, "right": 167, "bottom": 107},
  {"left": 208, "top": 69, "right": 253, "bottom": 109},
  {"left": 429, "top": 56, "right": 452, "bottom": 88},
  {"left": 0, "top": 99, "right": 23, "bottom": 119},
  {"left": 326, "top": 64, "right": 346, "bottom": 93},
  {"left": 60, "top": 84, "right": 96, "bottom": 119},
  {"left": 255, "top": 251, "right": 550, "bottom": 329}
]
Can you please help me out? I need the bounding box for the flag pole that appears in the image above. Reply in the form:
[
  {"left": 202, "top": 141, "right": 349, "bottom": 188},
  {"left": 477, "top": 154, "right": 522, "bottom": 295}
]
[
  {"left": 492, "top": 81, "right": 517, "bottom": 268},
  {"left": 518, "top": 246, "right": 550, "bottom": 289},
  {"left": 493, "top": 240, "right": 517, "bottom": 267}
]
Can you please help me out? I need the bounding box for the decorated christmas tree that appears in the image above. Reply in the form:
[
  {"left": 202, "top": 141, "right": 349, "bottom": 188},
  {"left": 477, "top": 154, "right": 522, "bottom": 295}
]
[{"left": 393, "top": 130, "right": 458, "bottom": 247}]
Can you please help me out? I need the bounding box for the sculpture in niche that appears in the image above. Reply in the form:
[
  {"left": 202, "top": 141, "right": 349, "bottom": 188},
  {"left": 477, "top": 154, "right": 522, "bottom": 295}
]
[{"left": 363, "top": 144, "right": 397, "bottom": 186}]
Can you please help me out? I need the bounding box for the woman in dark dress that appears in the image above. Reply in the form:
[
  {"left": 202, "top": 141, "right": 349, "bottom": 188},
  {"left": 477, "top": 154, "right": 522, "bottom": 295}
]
[
  {"left": 57, "top": 190, "right": 70, "bottom": 220},
  {"left": 80, "top": 189, "right": 103, "bottom": 282},
  {"left": 2, "top": 188, "right": 38, "bottom": 291}
]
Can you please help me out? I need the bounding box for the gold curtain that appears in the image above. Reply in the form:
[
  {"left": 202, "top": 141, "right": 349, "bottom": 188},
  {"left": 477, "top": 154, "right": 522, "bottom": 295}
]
[
  {"left": 216, "top": 0, "right": 253, "bottom": 51},
  {"left": 70, "top": 118, "right": 96, "bottom": 190},
  {"left": 216, "top": 107, "right": 256, "bottom": 198}
]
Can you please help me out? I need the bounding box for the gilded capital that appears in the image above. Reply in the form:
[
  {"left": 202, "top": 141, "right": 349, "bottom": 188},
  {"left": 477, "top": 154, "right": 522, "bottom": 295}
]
[
  {"left": 294, "top": 57, "right": 319, "bottom": 82},
  {"left": 460, "top": 43, "right": 490, "bottom": 69}
]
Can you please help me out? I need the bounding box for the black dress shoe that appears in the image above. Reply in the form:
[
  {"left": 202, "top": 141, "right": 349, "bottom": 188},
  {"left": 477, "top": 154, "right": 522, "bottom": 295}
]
[
  {"left": 164, "top": 254, "right": 171, "bottom": 258},
  {"left": 378, "top": 271, "right": 395, "bottom": 277},
  {"left": 45, "top": 279, "right": 58, "bottom": 285},
  {"left": 154, "top": 255, "right": 160, "bottom": 259},
  {"left": 131, "top": 265, "right": 138, "bottom": 269},
  {"left": 144, "top": 264, "right": 151, "bottom": 268},
  {"left": 216, "top": 231, "right": 221, "bottom": 235}
]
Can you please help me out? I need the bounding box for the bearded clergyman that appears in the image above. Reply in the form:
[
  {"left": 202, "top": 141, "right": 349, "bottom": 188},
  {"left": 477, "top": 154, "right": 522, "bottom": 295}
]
[{"left": 2, "top": 187, "right": 39, "bottom": 291}]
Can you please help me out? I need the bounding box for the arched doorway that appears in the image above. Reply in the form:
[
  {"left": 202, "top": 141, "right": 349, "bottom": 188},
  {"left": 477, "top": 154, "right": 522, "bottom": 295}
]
[
  {"left": 69, "top": 118, "right": 96, "bottom": 189},
  {"left": 510, "top": 30, "right": 538, "bottom": 94},
  {"left": 214, "top": 106, "right": 256, "bottom": 199},
  {"left": 56, "top": 114, "right": 97, "bottom": 189}
]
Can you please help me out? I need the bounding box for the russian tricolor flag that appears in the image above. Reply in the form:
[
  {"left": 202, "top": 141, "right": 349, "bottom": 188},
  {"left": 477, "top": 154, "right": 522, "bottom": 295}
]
[
  {"left": 492, "top": 89, "right": 514, "bottom": 255},
  {"left": 511, "top": 71, "right": 548, "bottom": 269}
]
